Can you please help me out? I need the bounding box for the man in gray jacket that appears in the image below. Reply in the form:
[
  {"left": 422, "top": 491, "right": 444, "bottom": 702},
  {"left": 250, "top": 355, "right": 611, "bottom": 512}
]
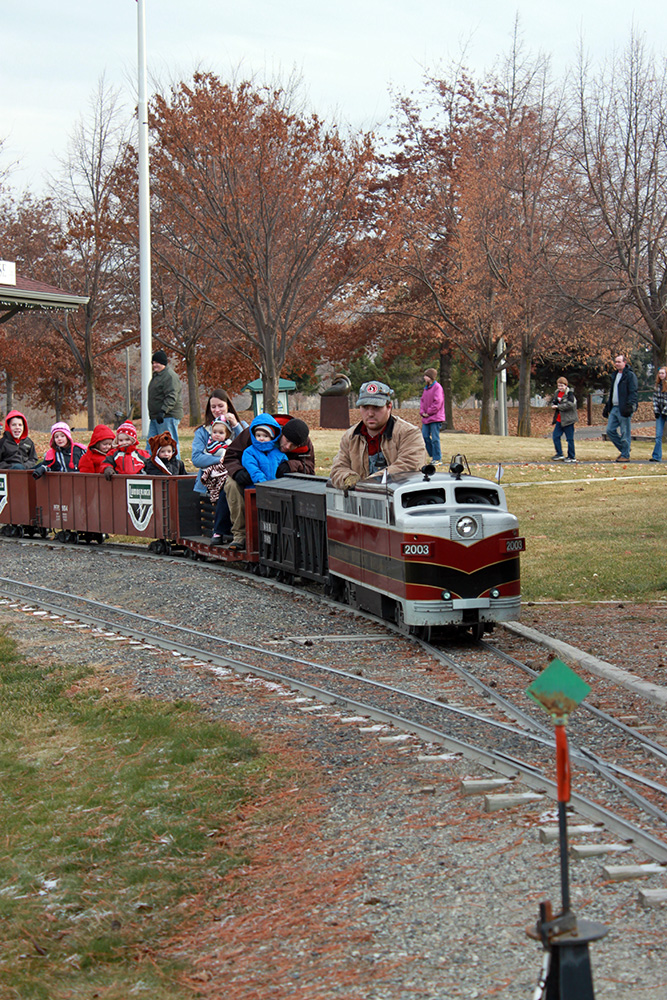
[{"left": 147, "top": 350, "right": 184, "bottom": 457}]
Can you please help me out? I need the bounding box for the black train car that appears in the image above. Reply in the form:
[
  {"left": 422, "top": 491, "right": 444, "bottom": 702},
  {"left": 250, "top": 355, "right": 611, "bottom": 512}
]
[{"left": 255, "top": 476, "right": 329, "bottom": 583}]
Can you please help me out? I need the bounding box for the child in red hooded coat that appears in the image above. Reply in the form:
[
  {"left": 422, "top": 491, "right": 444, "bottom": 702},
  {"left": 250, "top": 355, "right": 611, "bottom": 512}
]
[
  {"left": 0, "top": 410, "right": 38, "bottom": 469},
  {"left": 102, "top": 421, "right": 150, "bottom": 477},
  {"left": 79, "top": 425, "right": 116, "bottom": 473}
]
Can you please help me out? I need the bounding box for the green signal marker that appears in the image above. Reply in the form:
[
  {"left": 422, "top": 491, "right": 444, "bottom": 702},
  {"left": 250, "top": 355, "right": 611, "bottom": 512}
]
[{"left": 526, "top": 658, "right": 591, "bottom": 722}]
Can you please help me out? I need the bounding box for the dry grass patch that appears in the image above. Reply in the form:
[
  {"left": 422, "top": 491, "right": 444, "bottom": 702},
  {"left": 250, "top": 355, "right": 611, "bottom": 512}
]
[{"left": 0, "top": 631, "right": 299, "bottom": 999}]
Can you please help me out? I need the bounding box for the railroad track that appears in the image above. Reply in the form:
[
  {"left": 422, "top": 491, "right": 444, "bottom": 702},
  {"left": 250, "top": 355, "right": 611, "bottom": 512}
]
[{"left": 2, "top": 571, "right": 667, "bottom": 866}]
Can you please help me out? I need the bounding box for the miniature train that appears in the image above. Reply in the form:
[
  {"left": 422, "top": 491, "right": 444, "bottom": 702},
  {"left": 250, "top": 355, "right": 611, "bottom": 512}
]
[{"left": 0, "top": 460, "right": 524, "bottom": 638}]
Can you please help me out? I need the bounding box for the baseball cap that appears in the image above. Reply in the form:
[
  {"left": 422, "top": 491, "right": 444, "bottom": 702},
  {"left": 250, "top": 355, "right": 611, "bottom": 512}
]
[{"left": 356, "top": 381, "right": 393, "bottom": 407}]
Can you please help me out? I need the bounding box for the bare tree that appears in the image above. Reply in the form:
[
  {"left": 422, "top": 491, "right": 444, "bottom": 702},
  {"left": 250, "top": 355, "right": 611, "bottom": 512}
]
[
  {"left": 48, "top": 78, "right": 135, "bottom": 427},
  {"left": 565, "top": 35, "right": 667, "bottom": 368},
  {"left": 149, "top": 73, "right": 378, "bottom": 412}
]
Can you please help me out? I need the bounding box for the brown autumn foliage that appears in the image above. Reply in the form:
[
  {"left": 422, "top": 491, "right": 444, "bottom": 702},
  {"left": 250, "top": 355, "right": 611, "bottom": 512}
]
[{"left": 147, "top": 74, "right": 380, "bottom": 413}]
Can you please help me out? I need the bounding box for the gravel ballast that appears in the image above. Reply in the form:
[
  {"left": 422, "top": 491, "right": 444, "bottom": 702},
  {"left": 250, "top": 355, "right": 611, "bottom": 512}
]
[{"left": 1, "top": 540, "right": 666, "bottom": 998}]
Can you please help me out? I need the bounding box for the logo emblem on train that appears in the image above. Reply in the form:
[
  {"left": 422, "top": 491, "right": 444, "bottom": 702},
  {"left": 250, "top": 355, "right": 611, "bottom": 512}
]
[{"left": 126, "top": 479, "right": 154, "bottom": 532}]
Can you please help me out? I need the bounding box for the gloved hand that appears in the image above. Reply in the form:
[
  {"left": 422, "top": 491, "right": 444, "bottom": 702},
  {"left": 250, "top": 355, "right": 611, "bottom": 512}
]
[
  {"left": 32, "top": 466, "right": 47, "bottom": 479},
  {"left": 343, "top": 473, "right": 360, "bottom": 490},
  {"left": 103, "top": 466, "right": 115, "bottom": 480},
  {"left": 275, "top": 460, "right": 291, "bottom": 478},
  {"left": 156, "top": 411, "right": 165, "bottom": 423},
  {"left": 233, "top": 469, "right": 253, "bottom": 489}
]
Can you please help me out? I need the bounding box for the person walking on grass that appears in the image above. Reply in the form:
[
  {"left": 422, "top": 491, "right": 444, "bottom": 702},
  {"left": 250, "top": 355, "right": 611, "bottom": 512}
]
[
  {"left": 650, "top": 366, "right": 667, "bottom": 463},
  {"left": 420, "top": 368, "right": 445, "bottom": 464},
  {"left": 550, "top": 377, "right": 578, "bottom": 464},
  {"left": 602, "top": 354, "right": 638, "bottom": 463}
]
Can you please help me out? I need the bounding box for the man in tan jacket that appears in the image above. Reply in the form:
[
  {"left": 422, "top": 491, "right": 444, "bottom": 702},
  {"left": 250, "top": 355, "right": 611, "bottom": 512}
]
[{"left": 330, "top": 381, "right": 428, "bottom": 490}]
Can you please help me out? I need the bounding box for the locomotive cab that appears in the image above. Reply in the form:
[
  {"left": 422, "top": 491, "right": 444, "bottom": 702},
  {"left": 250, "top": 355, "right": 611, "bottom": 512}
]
[{"left": 325, "top": 467, "right": 523, "bottom": 639}]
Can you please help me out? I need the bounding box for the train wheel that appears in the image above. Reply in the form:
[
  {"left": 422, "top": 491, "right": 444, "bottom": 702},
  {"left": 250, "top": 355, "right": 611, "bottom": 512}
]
[
  {"left": 69, "top": 531, "right": 79, "bottom": 545},
  {"left": 39, "top": 528, "right": 49, "bottom": 539},
  {"left": 394, "top": 604, "right": 408, "bottom": 634},
  {"left": 469, "top": 622, "right": 484, "bottom": 641},
  {"left": 15, "top": 525, "right": 24, "bottom": 538},
  {"left": 95, "top": 533, "right": 106, "bottom": 545},
  {"left": 413, "top": 624, "right": 432, "bottom": 643},
  {"left": 163, "top": 541, "right": 172, "bottom": 556}
]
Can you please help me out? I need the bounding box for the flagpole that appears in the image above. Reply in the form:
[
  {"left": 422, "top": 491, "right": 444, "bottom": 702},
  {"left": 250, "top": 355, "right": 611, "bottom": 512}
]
[{"left": 137, "top": 0, "right": 152, "bottom": 433}]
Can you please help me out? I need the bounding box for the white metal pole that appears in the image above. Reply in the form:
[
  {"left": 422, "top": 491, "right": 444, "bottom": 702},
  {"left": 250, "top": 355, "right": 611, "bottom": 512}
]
[{"left": 137, "top": 0, "right": 152, "bottom": 436}]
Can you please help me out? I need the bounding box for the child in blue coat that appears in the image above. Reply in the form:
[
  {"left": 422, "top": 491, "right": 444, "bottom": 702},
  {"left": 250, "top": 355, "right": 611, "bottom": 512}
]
[{"left": 241, "top": 414, "right": 283, "bottom": 484}]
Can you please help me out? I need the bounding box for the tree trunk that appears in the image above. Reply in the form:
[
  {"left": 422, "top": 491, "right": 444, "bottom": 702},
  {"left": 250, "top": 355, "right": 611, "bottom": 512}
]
[
  {"left": 5, "top": 371, "right": 13, "bottom": 411},
  {"left": 479, "top": 352, "right": 496, "bottom": 435},
  {"left": 84, "top": 330, "right": 96, "bottom": 430},
  {"left": 85, "top": 367, "right": 97, "bottom": 430},
  {"left": 186, "top": 349, "right": 200, "bottom": 426},
  {"left": 54, "top": 379, "right": 64, "bottom": 422},
  {"left": 516, "top": 339, "right": 533, "bottom": 437},
  {"left": 439, "top": 344, "right": 454, "bottom": 431},
  {"left": 262, "top": 366, "right": 280, "bottom": 414}
]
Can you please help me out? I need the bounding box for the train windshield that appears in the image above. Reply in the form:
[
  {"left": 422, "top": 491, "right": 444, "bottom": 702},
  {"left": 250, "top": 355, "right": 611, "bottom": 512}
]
[
  {"left": 401, "top": 489, "right": 447, "bottom": 508},
  {"left": 454, "top": 487, "right": 500, "bottom": 506}
]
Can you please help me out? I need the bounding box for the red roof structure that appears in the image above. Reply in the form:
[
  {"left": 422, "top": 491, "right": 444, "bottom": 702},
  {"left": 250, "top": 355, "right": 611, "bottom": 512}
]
[{"left": 0, "top": 273, "right": 89, "bottom": 323}]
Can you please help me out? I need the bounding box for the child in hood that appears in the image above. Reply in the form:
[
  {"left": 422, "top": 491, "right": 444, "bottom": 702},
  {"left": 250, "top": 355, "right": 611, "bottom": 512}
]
[
  {"left": 33, "top": 422, "right": 86, "bottom": 477},
  {"left": 103, "top": 421, "right": 150, "bottom": 478},
  {"left": 0, "top": 410, "right": 38, "bottom": 469},
  {"left": 241, "top": 414, "right": 284, "bottom": 484},
  {"left": 78, "top": 425, "right": 116, "bottom": 473},
  {"left": 144, "top": 432, "right": 186, "bottom": 476}
]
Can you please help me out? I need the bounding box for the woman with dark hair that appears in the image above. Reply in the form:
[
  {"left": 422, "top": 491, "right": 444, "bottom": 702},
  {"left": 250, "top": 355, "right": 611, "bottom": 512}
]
[
  {"left": 650, "top": 366, "right": 667, "bottom": 462},
  {"left": 191, "top": 389, "right": 249, "bottom": 544}
]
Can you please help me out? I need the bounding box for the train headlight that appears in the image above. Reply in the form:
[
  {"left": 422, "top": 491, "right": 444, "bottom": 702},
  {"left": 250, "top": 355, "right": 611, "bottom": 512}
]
[
  {"left": 441, "top": 590, "right": 452, "bottom": 601},
  {"left": 455, "top": 515, "right": 477, "bottom": 539},
  {"left": 490, "top": 588, "right": 500, "bottom": 599}
]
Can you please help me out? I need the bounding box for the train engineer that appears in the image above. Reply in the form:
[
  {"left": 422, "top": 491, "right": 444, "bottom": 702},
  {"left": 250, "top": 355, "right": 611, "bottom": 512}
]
[
  {"left": 224, "top": 416, "right": 314, "bottom": 550},
  {"left": 329, "top": 381, "right": 428, "bottom": 490}
]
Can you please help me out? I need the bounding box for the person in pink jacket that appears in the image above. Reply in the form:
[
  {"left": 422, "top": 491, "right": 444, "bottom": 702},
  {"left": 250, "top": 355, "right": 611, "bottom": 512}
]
[{"left": 419, "top": 368, "right": 445, "bottom": 463}]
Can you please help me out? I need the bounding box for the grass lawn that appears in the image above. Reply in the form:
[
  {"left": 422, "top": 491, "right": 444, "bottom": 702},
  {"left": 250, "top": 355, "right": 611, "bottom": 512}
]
[{"left": 0, "top": 633, "right": 297, "bottom": 999}]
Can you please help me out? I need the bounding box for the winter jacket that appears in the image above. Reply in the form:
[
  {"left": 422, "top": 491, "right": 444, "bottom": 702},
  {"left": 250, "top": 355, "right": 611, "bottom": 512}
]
[
  {"left": 603, "top": 366, "right": 639, "bottom": 419},
  {"left": 103, "top": 443, "right": 151, "bottom": 475},
  {"left": 143, "top": 455, "right": 187, "bottom": 476},
  {"left": 653, "top": 386, "right": 667, "bottom": 418},
  {"left": 420, "top": 381, "right": 446, "bottom": 424},
  {"left": 330, "top": 414, "right": 428, "bottom": 489},
  {"left": 223, "top": 414, "right": 315, "bottom": 481},
  {"left": 78, "top": 425, "right": 116, "bottom": 474},
  {"left": 147, "top": 364, "right": 184, "bottom": 420},
  {"left": 0, "top": 410, "right": 38, "bottom": 469},
  {"left": 550, "top": 389, "right": 578, "bottom": 428},
  {"left": 190, "top": 420, "right": 246, "bottom": 494},
  {"left": 241, "top": 415, "right": 284, "bottom": 483},
  {"left": 39, "top": 422, "right": 86, "bottom": 472}
]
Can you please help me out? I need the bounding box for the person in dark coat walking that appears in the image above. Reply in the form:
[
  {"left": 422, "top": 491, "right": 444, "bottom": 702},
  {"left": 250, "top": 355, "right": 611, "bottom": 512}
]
[{"left": 602, "top": 354, "right": 639, "bottom": 462}]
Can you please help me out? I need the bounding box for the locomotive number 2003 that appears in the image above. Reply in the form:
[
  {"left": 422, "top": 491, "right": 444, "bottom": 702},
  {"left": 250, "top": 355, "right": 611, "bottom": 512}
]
[
  {"left": 503, "top": 537, "right": 526, "bottom": 553},
  {"left": 402, "top": 543, "right": 431, "bottom": 556}
]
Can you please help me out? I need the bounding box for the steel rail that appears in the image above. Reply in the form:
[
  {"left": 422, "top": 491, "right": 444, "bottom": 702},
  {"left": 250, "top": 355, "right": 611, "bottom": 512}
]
[{"left": 1, "top": 581, "right": 667, "bottom": 863}]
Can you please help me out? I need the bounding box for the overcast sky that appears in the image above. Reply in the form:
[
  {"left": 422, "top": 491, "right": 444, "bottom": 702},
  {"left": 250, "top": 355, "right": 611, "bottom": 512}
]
[{"left": 1, "top": 1, "right": 664, "bottom": 194}]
